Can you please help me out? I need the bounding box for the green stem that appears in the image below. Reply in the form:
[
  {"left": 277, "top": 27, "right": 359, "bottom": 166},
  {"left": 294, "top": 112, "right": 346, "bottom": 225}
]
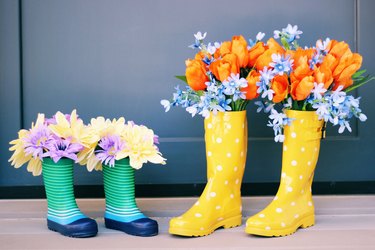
[{"left": 345, "top": 76, "right": 375, "bottom": 93}]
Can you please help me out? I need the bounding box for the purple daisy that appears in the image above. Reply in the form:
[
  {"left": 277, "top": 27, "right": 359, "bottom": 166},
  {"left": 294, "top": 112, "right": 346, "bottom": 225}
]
[
  {"left": 23, "top": 124, "right": 51, "bottom": 160},
  {"left": 42, "top": 136, "right": 84, "bottom": 163},
  {"left": 95, "top": 135, "right": 126, "bottom": 167}
]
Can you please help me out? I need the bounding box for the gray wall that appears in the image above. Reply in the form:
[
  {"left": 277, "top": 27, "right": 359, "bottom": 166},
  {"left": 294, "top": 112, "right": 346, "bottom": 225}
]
[{"left": 1, "top": 0, "right": 374, "bottom": 188}]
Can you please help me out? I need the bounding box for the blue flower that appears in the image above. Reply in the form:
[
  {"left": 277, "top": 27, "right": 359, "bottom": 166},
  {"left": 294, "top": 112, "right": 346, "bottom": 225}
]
[
  {"left": 189, "top": 31, "right": 207, "bottom": 49},
  {"left": 256, "top": 32, "right": 265, "bottom": 41},
  {"left": 248, "top": 32, "right": 265, "bottom": 48},
  {"left": 259, "top": 67, "right": 274, "bottom": 84},
  {"left": 310, "top": 82, "right": 327, "bottom": 100},
  {"left": 194, "top": 31, "right": 207, "bottom": 41},
  {"left": 266, "top": 109, "right": 293, "bottom": 142},
  {"left": 274, "top": 24, "right": 303, "bottom": 43},
  {"left": 262, "top": 88, "right": 275, "bottom": 101},
  {"left": 270, "top": 54, "right": 293, "bottom": 75},
  {"left": 283, "top": 24, "right": 303, "bottom": 42},
  {"left": 160, "top": 100, "right": 171, "bottom": 112},
  {"left": 222, "top": 73, "right": 248, "bottom": 97},
  {"left": 188, "top": 40, "right": 201, "bottom": 49},
  {"left": 206, "top": 42, "right": 217, "bottom": 55},
  {"left": 274, "top": 24, "right": 303, "bottom": 49},
  {"left": 222, "top": 80, "right": 237, "bottom": 96},
  {"left": 218, "top": 96, "right": 232, "bottom": 111},
  {"left": 256, "top": 67, "right": 275, "bottom": 98},
  {"left": 254, "top": 101, "right": 275, "bottom": 113},
  {"left": 316, "top": 38, "right": 330, "bottom": 53}
]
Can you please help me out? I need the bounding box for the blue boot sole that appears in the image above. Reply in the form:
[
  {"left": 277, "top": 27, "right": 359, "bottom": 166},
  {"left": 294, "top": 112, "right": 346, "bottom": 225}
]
[
  {"left": 105, "top": 217, "right": 158, "bottom": 237},
  {"left": 47, "top": 218, "right": 98, "bottom": 238}
]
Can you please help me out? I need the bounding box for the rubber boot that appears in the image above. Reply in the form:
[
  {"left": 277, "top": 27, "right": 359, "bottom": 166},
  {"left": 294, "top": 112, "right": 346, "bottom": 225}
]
[
  {"left": 103, "top": 159, "right": 158, "bottom": 237},
  {"left": 42, "top": 157, "right": 98, "bottom": 238},
  {"left": 169, "top": 111, "right": 247, "bottom": 237},
  {"left": 245, "top": 110, "right": 324, "bottom": 237}
]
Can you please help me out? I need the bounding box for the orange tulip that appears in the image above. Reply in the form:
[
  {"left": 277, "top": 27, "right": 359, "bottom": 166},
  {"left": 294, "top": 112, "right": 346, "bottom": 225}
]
[
  {"left": 253, "top": 38, "right": 285, "bottom": 71},
  {"left": 185, "top": 59, "right": 209, "bottom": 91},
  {"left": 291, "top": 48, "right": 314, "bottom": 69},
  {"left": 314, "top": 65, "right": 333, "bottom": 90},
  {"left": 218, "top": 41, "right": 232, "bottom": 57},
  {"left": 194, "top": 51, "right": 211, "bottom": 61},
  {"left": 267, "top": 38, "right": 285, "bottom": 53},
  {"left": 332, "top": 52, "right": 362, "bottom": 79},
  {"left": 231, "top": 35, "right": 249, "bottom": 68},
  {"left": 248, "top": 42, "right": 268, "bottom": 68},
  {"left": 271, "top": 74, "right": 289, "bottom": 103},
  {"left": 290, "top": 56, "right": 313, "bottom": 83},
  {"left": 255, "top": 49, "right": 278, "bottom": 71},
  {"left": 209, "top": 53, "right": 239, "bottom": 82},
  {"left": 323, "top": 40, "right": 363, "bottom": 91},
  {"left": 291, "top": 76, "right": 315, "bottom": 100},
  {"left": 332, "top": 53, "right": 362, "bottom": 90},
  {"left": 242, "top": 70, "right": 260, "bottom": 100},
  {"left": 328, "top": 40, "right": 350, "bottom": 59},
  {"left": 320, "top": 53, "right": 338, "bottom": 72}
]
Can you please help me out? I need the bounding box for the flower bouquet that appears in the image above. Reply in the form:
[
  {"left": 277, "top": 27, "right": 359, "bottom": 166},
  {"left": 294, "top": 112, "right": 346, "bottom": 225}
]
[
  {"left": 79, "top": 116, "right": 166, "bottom": 170},
  {"left": 251, "top": 24, "right": 373, "bottom": 141},
  {"left": 9, "top": 110, "right": 98, "bottom": 238},
  {"left": 9, "top": 109, "right": 91, "bottom": 175},
  {"left": 161, "top": 31, "right": 260, "bottom": 116},
  {"left": 79, "top": 116, "right": 165, "bottom": 237}
]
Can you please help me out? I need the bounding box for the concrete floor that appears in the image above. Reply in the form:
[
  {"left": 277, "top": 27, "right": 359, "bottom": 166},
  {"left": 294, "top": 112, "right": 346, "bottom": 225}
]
[{"left": 1, "top": 196, "right": 374, "bottom": 249}]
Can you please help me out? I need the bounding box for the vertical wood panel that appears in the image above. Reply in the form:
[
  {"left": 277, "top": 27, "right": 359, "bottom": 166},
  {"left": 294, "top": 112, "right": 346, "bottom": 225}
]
[
  {"left": 0, "top": 0, "right": 22, "bottom": 186},
  {"left": 1, "top": 0, "right": 373, "bottom": 188}
]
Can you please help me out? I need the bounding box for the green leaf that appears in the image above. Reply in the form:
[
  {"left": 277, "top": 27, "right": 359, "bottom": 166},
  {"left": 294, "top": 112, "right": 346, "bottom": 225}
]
[
  {"left": 196, "top": 90, "right": 205, "bottom": 96},
  {"left": 352, "top": 69, "right": 366, "bottom": 79},
  {"left": 292, "top": 100, "right": 300, "bottom": 110},
  {"left": 175, "top": 75, "right": 187, "bottom": 83},
  {"left": 281, "top": 37, "right": 290, "bottom": 50},
  {"left": 345, "top": 75, "right": 375, "bottom": 93}
]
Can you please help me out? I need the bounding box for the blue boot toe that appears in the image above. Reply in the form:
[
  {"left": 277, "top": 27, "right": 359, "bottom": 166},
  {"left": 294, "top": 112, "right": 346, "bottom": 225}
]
[
  {"left": 47, "top": 218, "right": 98, "bottom": 238},
  {"left": 105, "top": 217, "right": 158, "bottom": 237}
]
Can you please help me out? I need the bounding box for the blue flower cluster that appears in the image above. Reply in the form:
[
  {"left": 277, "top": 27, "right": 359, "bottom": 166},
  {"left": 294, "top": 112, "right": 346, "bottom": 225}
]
[
  {"left": 161, "top": 73, "right": 248, "bottom": 118},
  {"left": 309, "top": 86, "right": 367, "bottom": 133}
]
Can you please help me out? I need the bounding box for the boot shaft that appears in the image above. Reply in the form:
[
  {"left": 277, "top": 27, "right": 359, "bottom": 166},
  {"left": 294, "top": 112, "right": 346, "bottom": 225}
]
[
  {"left": 42, "top": 158, "right": 77, "bottom": 210},
  {"left": 42, "top": 157, "right": 86, "bottom": 225},
  {"left": 204, "top": 111, "right": 248, "bottom": 183},
  {"left": 279, "top": 110, "right": 324, "bottom": 197},
  {"left": 103, "top": 158, "right": 137, "bottom": 208}
]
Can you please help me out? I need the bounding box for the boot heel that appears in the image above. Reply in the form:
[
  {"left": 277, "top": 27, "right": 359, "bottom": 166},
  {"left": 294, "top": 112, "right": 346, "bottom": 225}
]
[
  {"left": 300, "top": 214, "right": 315, "bottom": 228},
  {"left": 222, "top": 215, "right": 242, "bottom": 229}
]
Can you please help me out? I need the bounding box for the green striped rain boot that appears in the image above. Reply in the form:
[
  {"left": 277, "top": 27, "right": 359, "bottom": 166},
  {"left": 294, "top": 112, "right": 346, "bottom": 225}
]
[
  {"left": 103, "top": 158, "right": 158, "bottom": 237},
  {"left": 42, "top": 157, "right": 98, "bottom": 237}
]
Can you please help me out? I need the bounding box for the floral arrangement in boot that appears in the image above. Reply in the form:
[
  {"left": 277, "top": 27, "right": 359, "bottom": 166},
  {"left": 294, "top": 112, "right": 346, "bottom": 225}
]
[
  {"left": 161, "top": 31, "right": 262, "bottom": 116},
  {"left": 9, "top": 109, "right": 92, "bottom": 175},
  {"left": 79, "top": 116, "right": 166, "bottom": 170},
  {"left": 9, "top": 110, "right": 98, "bottom": 238},
  {"left": 244, "top": 24, "right": 374, "bottom": 237},
  {"left": 79, "top": 116, "right": 165, "bottom": 237},
  {"left": 250, "top": 24, "right": 374, "bottom": 142},
  {"left": 161, "top": 32, "right": 254, "bottom": 237}
]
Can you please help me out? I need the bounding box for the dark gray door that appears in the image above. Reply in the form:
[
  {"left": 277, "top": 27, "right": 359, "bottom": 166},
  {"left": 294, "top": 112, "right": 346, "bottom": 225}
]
[{"left": 1, "top": 0, "right": 374, "bottom": 195}]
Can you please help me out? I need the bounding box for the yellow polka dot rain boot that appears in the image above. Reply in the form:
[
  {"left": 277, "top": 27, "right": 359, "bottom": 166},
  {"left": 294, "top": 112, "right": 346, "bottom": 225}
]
[
  {"left": 169, "top": 111, "right": 247, "bottom": 237},
  {"left": 245, "top": 110, "right": 324, "bottom": 237}
]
